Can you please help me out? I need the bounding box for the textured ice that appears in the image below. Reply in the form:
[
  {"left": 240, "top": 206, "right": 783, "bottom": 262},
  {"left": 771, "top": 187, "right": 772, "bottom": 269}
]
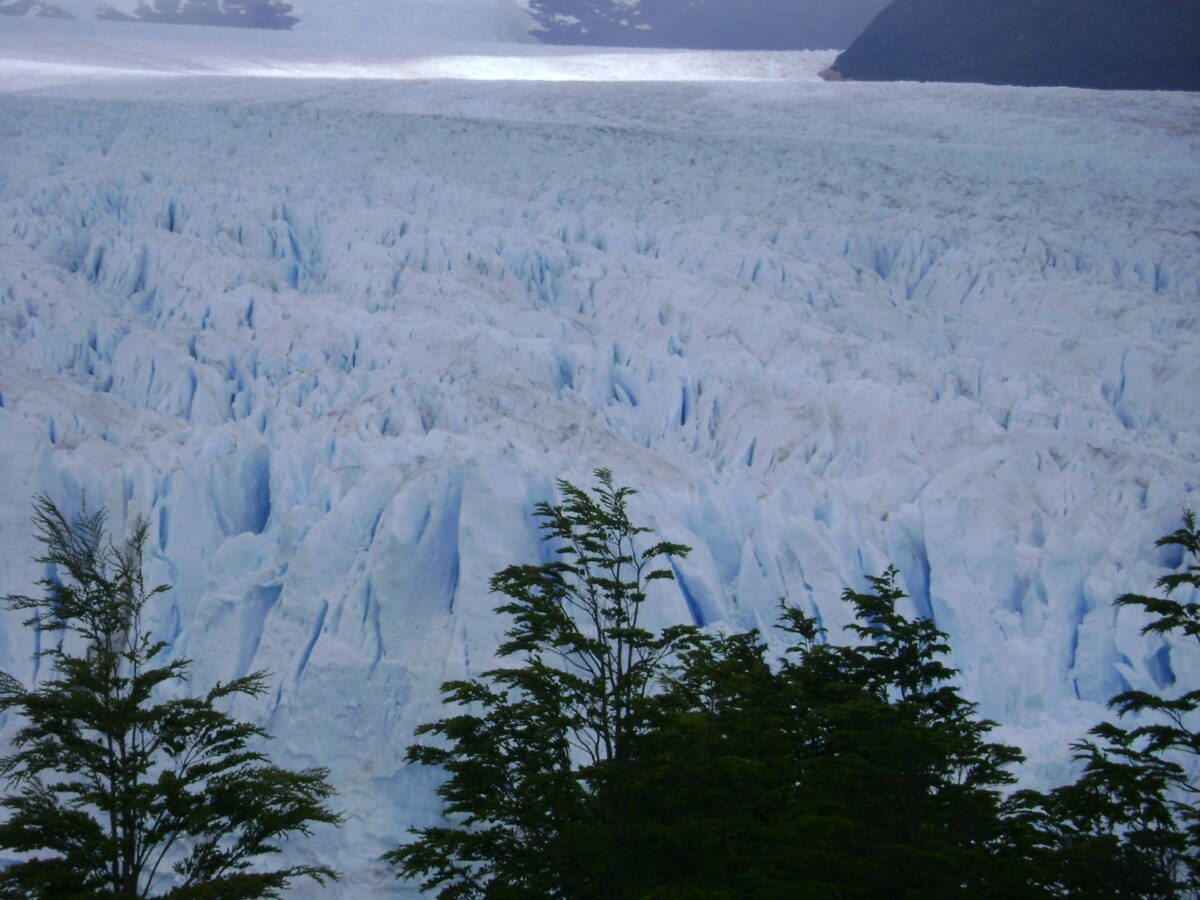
[{"left": 1, "top": 18, "right": 1199, "bottom": 895}]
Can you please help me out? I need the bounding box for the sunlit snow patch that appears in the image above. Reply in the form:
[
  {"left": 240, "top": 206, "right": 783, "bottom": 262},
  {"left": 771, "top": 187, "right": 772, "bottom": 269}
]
[
  {"left": 0, "top": 20, "right": 834, "bottom": 85},
  {"left": 216, "top": 49, "right": 832, "bottom": 82}
]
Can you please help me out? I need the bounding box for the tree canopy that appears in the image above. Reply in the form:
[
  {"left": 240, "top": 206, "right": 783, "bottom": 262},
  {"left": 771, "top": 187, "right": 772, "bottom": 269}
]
[
  {"left": 388, "top": 473, "right": 1034, "bottom": 897},
  {"left": 1011, "top": 512, "right": 1200, "bottom": 896},
  {"left": 386, "top": 469, "right": 699, "bottom": 897},
  {"left": 0, "top": 497, "right": 342, "bottom": 898}
]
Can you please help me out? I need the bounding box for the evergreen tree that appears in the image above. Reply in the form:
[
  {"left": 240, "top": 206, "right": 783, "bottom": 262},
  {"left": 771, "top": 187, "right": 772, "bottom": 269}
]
[
  {"left": 778, "top": 570, "right": 1029, "bottom": 898},
  {"left": 390, "top": 473, "right": 1036, "bottom": 898},
  {"left": 608, "top": 570, "right": 1032, "bottom": 898},
  {"left": 386, "top": 469, "right": 698, "bottom": 898},
  {"left": 618, "top": 628, "right": 815, "bottom": 898},
  {"left": 0, "top": 497, "right": 342, "bottom": 898}
]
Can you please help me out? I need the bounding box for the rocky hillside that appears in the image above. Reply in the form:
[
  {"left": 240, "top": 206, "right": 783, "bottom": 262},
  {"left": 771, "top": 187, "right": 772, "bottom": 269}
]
[
  {"left": 827, "top": 0, "right": 1200, "bottom": 91},
  {"left": 0, "top": 0, "right": 534, "bottom": 40},
  {"left": 528, "top": 0, "right": 890, "bottom": 50}
]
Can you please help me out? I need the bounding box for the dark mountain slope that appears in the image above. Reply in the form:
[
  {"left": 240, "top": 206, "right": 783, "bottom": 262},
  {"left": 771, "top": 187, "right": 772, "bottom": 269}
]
[
  {"left": 99, "top": 0, "right": 297, "bottom": 29},
  {"left": 529, "top": 0, "right": 890, "bottom": 50},
  {"left": 827, "top": 0, "right": 1200, "bottom": 91},
  {"left": 0, "top": 0, "right": 297, "bottom": 28}
]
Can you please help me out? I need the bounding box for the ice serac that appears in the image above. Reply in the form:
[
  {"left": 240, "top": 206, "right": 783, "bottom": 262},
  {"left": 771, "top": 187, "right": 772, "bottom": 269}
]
[{"left": 0, "top": 34, "right": 1198, "bottom": 895}]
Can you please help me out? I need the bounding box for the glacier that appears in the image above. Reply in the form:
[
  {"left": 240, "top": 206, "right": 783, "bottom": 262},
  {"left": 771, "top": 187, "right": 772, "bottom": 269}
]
[{"left": 1, "top": 15, "right": 1199, "bottom": 895}]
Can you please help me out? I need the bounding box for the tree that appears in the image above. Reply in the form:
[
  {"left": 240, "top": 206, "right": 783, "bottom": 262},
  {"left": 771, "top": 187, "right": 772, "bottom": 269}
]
[
  {"left": 780, "top": 569, "right": 1030, "bottom": 898},
  {"left": 624, "top": 570, "right": 1031, "bottom": 899},
  {"left": 386, "top": 469, "right": 698, "bottom": 898},
  {"left": 389, "top": 472, "right": 1038, "bottom": 898},
  {"left": 0, "top": 496, "right": 342, "bottom": 898},
  {"left": 616, "top": 628, "right": 811, "bottom": 898},
  {"left": 1013, "top": 512, "right": 1200, "bottom": 897}
]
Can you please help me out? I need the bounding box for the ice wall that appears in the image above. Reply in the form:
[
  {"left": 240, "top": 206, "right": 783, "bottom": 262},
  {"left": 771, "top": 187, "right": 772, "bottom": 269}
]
[{"left": 0, "top": 59, "right": 1198, "bottom": 893}]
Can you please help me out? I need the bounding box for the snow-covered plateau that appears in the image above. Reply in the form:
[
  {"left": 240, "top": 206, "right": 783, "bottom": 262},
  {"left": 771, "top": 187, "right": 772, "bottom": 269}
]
[{"left": 1, "top": 15, "right": 1198, "bottom": 895}]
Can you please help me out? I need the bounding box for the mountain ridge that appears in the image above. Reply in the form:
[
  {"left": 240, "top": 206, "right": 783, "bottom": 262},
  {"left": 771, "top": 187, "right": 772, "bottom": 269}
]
[
  {"left": 527, "top": 0, "right": 890, "bottom": 51},
  {"left": 1, "top": 0, "right": 893, "bottom": 50},
  {"left": 0, "top": 0, "right": 537, "bottom": 41},
  {"left": 828, "top": 0, "right": 1200, "bottom": 91}
]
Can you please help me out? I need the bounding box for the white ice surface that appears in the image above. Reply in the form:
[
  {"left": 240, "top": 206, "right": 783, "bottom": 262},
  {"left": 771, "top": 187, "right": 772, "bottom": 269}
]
[{"left": 1, "top": 17, "right": 1199, "bottom": 895}]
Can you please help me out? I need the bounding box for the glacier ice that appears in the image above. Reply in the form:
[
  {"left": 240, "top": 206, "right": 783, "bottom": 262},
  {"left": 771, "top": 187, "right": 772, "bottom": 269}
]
[{"left": 1, "top": 20, "right": 1199, "bottom": 894}]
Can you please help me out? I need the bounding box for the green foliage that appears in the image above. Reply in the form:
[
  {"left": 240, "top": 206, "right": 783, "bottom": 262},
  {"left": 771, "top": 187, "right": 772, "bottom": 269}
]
[
  {"left": 390, "top": 473, "right": 1031, "bottom": 898},
  {"left": 1012, "top": 511, "right": 1200, "bottom": 897},
  {"left": 623, "top": 570, "right": 1028, "bottom": 899},
  {"left": 0, "top": 496, "right": 342, "bottom": 898},
  {"left": 620, "top": 629, "right": 804, "bottom": 898},
  {"left": 809, "top": 571, "right": 1030, "bottom": 897},
  {"left": 385, "top": 469, "right": 699, "bottom": 898}
]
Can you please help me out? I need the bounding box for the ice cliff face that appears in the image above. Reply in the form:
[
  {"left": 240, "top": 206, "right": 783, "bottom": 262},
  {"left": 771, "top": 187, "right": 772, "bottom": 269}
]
[{"left": 0, "top": 25, "right": 1198, "bottom": 894}]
